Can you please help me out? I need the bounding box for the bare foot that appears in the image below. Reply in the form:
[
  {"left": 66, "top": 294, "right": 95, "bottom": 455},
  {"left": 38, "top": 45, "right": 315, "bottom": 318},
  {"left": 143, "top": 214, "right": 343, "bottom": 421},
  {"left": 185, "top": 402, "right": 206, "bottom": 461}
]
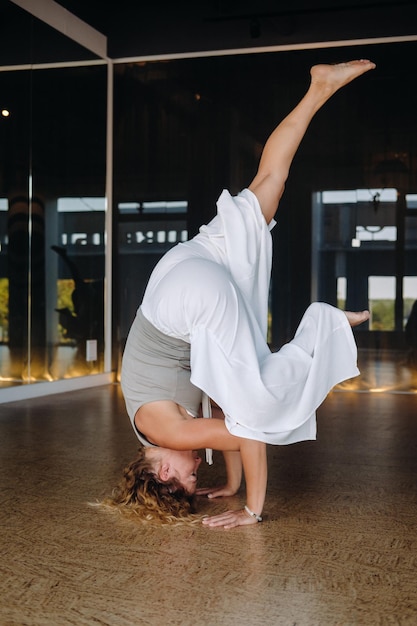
[
  {"left": 310, "top": 60, "right": 376, "bottom": 96},
  {"left": 344, "top": 310, "right": 370, "bottom": 327}
]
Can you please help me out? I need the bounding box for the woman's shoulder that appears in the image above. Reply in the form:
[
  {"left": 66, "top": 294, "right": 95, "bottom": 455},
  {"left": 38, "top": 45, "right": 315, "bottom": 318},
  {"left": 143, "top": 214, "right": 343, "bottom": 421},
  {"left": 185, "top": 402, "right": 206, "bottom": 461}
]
[{"left": 134, "top": 401, "right": 193, "bottom": 446}]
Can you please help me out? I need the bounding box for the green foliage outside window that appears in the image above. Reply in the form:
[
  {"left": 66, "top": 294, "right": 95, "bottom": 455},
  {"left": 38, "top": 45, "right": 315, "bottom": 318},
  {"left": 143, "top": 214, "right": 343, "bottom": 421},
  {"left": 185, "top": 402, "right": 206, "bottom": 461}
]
[
  {"left": 57, "top": 279, "right": 75, "bottom": 343},
  {"left": 370, "top": 299, "right": 395, "bottom": 331},
  {"left": 0, "top": 279, "right": 76, "bottom": 344},
  {"left": 370, "top": 297, "right": 415, "bottom": 331},
  {"left": 403, "top": 298, "right": 415, "bottom": 321}
]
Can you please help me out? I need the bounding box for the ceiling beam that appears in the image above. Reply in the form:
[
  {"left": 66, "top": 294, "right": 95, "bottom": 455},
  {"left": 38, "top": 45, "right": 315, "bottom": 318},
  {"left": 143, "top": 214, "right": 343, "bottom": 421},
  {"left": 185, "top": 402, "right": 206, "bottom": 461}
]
[{"left": 10, "top": 0, "right": 107, "bottom": 59}]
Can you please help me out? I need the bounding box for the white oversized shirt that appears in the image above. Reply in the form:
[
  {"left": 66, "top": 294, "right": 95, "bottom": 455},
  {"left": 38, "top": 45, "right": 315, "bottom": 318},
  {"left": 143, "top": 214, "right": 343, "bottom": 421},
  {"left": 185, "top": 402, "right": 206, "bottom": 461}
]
[{"left": 138, "top": 188, "right": 359, "bottom": 445}]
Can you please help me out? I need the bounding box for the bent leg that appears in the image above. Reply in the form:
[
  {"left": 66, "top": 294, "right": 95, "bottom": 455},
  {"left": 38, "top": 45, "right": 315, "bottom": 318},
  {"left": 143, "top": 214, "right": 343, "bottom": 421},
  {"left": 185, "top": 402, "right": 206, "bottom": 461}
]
[{"left": 201, "top": 302, "right": 360, "bottom": 445}]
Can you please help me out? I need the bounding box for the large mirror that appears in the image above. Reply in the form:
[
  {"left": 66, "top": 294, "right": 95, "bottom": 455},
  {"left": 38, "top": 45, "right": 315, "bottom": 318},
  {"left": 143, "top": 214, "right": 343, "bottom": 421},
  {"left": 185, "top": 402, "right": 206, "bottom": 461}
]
[{"left": 0, "top": 1, "right": 108, "bottom": 391}]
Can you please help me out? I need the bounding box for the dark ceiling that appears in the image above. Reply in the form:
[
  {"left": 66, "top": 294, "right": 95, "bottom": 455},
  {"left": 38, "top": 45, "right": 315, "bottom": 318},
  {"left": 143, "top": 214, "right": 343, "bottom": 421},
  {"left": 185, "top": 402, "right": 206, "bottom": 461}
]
[{"left": 53, "top": 0, "right": 417, "bottom": 59}]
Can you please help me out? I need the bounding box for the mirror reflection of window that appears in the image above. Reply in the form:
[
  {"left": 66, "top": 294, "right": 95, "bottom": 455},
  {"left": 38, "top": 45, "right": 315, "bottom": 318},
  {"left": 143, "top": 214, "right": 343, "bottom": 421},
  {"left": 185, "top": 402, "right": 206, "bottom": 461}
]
[{"left": 368, "top": 276, "right": 395, "bottom": 331}]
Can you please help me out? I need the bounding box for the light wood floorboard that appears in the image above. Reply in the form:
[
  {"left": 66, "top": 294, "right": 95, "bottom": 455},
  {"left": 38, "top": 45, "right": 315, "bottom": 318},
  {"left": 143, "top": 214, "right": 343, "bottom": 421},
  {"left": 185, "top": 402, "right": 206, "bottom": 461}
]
[{"left": 1, "top": 379, "right": 416, "bottom": 625}]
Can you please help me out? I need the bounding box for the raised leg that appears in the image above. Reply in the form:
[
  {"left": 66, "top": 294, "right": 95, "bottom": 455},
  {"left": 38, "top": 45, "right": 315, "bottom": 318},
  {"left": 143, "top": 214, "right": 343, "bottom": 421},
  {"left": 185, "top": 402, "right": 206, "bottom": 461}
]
[{"left": 249, "top": 60, "right": 376, "bottom": 224}]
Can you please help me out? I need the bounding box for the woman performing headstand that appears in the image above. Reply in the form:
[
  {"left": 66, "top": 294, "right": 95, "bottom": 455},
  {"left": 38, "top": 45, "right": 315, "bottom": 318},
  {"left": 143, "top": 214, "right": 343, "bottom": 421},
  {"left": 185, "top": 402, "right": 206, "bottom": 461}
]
[{"left": 109, "top": 60, "right": 375, "bottom": 529}]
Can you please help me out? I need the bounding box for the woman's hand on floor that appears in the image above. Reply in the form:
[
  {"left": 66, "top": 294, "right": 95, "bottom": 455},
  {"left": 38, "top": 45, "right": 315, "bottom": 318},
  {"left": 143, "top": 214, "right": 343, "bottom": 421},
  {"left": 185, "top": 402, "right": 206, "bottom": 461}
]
[
  {"left": 202, "top": 508, "right": 259, "bottom": 529},
  {"left": 196, "top": 484, "right": 238, "bottom": 498}
]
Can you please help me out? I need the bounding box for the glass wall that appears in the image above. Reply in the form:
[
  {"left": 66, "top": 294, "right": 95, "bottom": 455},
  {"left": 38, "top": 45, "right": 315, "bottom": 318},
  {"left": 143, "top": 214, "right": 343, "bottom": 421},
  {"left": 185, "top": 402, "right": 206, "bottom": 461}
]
[
  {"left": 3, "top": 3, "right": 414, "bottom": 394},
  {"left": 113, "top": 42, "right": 417, "bottom": 391},
  {"left": 0, "top": 2, "right": 108, "bottom": 392}
]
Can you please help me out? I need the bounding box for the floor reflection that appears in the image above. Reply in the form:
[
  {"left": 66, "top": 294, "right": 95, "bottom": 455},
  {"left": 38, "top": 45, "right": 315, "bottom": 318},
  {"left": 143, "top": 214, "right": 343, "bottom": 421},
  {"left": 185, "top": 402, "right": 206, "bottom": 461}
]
[
  {"left": 0, "top": 344, "right": 103, "bottom": 388},
  {"left": 338, "top": 349, "right": 417, "bottom": 393}
]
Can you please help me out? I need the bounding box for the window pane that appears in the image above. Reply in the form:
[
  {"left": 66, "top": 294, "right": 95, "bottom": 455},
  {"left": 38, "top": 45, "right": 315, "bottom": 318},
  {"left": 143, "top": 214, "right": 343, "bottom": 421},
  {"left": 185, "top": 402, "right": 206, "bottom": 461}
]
[{"left": 368, "top": 276, "right": 395, "bottom": 331}]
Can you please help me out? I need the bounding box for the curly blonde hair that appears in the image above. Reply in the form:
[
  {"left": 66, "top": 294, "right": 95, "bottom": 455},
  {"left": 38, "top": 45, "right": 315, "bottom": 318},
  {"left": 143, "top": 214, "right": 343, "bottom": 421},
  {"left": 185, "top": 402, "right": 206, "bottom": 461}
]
[{"left": 95, "top": 447, "right": 202, "bottom": 526}]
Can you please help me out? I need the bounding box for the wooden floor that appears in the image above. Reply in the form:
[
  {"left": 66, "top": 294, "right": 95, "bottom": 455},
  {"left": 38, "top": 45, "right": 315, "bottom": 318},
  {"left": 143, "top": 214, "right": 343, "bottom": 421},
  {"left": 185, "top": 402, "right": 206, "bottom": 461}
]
[{"left": 1, "top": 370, "right": 417, "bottom": 624}]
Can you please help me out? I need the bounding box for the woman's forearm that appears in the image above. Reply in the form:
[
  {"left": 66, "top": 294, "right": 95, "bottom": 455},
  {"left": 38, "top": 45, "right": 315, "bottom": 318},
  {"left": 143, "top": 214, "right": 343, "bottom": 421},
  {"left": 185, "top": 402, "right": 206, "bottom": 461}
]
[
  {"left": 222, "top": 450, "right": 243, "bottom": 493},
  {"left": 239, "top": 438, "right": 267, "bottom": 517}
]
